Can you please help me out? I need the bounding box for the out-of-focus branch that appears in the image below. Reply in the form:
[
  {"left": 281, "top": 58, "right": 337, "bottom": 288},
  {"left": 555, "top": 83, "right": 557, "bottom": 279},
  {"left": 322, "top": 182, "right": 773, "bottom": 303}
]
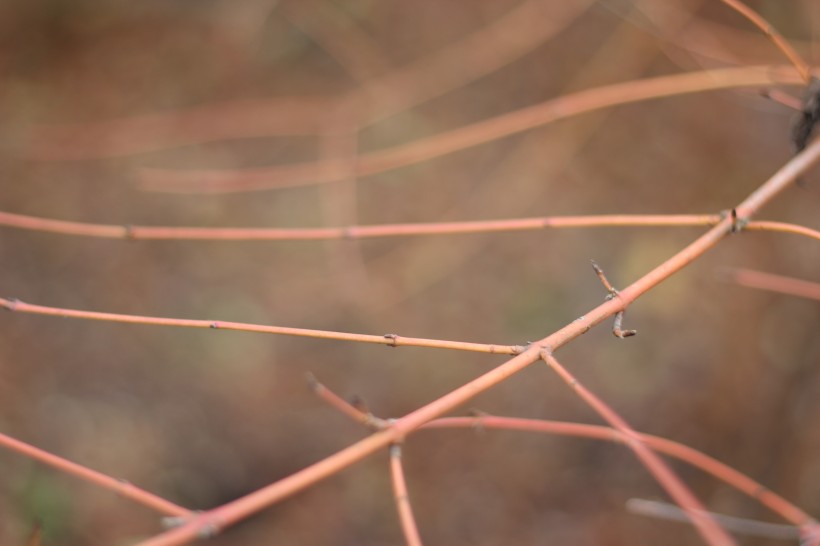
[
  {"left": 389, "top": 444, "right": 424, "bottom": 546},
  {"left": 23, "top": 0, "right": 593, "bottom": 161},
  {"left": 627, "top": 498, "right": 801, "bottom": 540},
  {"left": 541, "top": 351, "right": 733, "bottom": 545},
  {"left": 719, "top": 0, "right": 812, "bottom": 83},
  {"left": 720, "top": 268, "right": 820, "bottom": 301},
  {"left": 0, "top": 431, "right": 190, "bottom": 518},
  {"left": 139, "top": 66, "right": 804, "bottom": 194},
  {"left": 22, "top": 98, "right": 332, "bottom": 161}
]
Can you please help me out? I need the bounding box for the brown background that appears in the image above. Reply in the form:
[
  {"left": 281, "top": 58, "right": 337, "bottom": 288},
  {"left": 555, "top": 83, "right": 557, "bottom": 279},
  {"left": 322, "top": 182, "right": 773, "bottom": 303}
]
[{"left": 0, "top": 1, "right": 818, "bottom": 544}]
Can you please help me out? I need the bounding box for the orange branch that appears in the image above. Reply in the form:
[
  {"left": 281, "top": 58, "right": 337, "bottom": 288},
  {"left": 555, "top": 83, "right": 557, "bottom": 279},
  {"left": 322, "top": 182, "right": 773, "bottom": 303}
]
[
  {"left": 389, "top": 445, "right": 424, "bottom": 546},
  {"left": 719, "top": 0, "right": 812, "bottom": 83},
  {"left": 0, "top": 431, "right": 190, "bottom": 517},
  {"left": 745, "top": 220, "right": 820, "bottom": 242},
  {"left": 424, "top": 416, "right": 813, "bottom": 529},
  {"left": 0, "top": 297, "right": 521, "bottom": 355},
  {"left": 0, "top": 210, "right": 722, "bottom": 241},
  {"left": 541, "top": 352, "right": 733, "bottom": 545},
  {"left": 720, "top": 268, "right": 820, "bottom": 301},
  {"left": 139, "top": 66, "right": 804, "bottom": 194},
  {"left": 132, "top": 136, "right": 820, "bottom": 546}
]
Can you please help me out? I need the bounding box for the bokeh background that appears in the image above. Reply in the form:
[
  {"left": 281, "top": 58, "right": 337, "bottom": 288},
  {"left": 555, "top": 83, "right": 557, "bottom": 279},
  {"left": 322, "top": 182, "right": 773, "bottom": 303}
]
[{"left": 1, "top": 1, "right": 819, "bottom": 544}]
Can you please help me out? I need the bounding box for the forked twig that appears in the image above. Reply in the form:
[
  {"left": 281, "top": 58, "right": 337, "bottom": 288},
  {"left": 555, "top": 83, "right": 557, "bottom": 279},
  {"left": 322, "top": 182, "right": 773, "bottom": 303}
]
[
  {"left": 307, "top": 373, "right": 389, "bottom": 430},
  {"left": 306, "top": 373, "right": 814, "bottom": 532},
  {"left": 59, "top": 138, "right": 820, "bottom": 546},
  {"left": 76, "top": 138, "right": 820, "bottom": 546},
  {"left": 308, "top": 377, "right": 814, "bottom": 543},
  {"left": 424, "top": 416, "right": 814, "bottom": 529},
  {"left": 591, "top": 260, "right": 637, "bottom": 339}
]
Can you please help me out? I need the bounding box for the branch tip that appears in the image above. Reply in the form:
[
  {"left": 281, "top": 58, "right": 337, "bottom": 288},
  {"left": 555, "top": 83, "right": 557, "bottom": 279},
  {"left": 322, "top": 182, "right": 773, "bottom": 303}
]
[
  {"left": 591, "top": 259, "right": 617, "bottom": 294},
  {"left": 197, "top": 522, "right": 220, "bottom": 540},
  {"left": 305, "top": 372, "right": 320, "bottom": 391},
  {"left": 591, "top": 263, "right": 637, "bottom": 339}
]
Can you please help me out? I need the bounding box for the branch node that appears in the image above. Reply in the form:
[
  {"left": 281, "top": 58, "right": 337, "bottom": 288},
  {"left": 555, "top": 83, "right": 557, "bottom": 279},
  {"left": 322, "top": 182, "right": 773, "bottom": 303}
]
[
  {"left": 383, "top": 333, "right": 398, "bottom": 347},
  {"left": 350, "top": 395, "right": 390, "bottom": 430},
  {"left": 3, "top": 297, "right": 20, "bottom": 311},
  {"left": 468, "top": 409, "right": 489, "bottom": 433},
  {"left": 161, "top": 511, "right": 202, "bottom": 530},
  {"left": 209, "top": 321, "right": 220, "bottom": 329},
  {"left": 389, "top": 443, "right": 403, "bottom": 458},
  {"left": 197, "top": 521, "right": 220, "bottom": 540},
  {"left": 730, "top": 208, "right": 749, "bottom": 233},
  {"left": 350, "top": 394, "right": 370, "bottom": 415},
  {"left": 123, "top": 224, "right": 136, "bottom": 240}
]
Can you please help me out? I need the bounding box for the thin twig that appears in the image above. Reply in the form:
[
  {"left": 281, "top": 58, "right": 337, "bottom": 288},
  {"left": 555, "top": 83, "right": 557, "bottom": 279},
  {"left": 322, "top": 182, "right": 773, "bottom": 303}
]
[
  {"left": 0, "top": 297, "right": 519, "bottom": 355},
  {"left": 745, "top": 220, "right": 820, "bottom": 242},
  {"left": 719, "top": 268, "right": 820, "bottom": 301},
  {"left": 389, "top": 444, "right": 424, "bottom": 546},
  {"left": 423, "top": 416, "right": 813, "bottom": 528},
  {"left": 541, "top": 351, "right": 734, "bottom": 545},
  {"left": 307, "top": 373, "right": 388, "bottom": 430},
  {"left": 0, "top": 210, "right": 722, "bottom": 241},
  {"left": 627, "top": 498, "right": 800, "bottom": 540},
  {"left": 590, "top": 261, "right": 637, "bottom": 338},
  {"left": 719, "top": 0, "right": 812, "bottom": 84},
  {"left": 307, "top": 378, "right": 811, "bottom": 531},
  {"left": 139, "top": 66, "right": 804, "bottom": 194},
  {"left": 0, "top": 431, "right": 190, "bottom": 517},
  {"left": 758, "top": 88, "right": 804, "bottom": 111}
]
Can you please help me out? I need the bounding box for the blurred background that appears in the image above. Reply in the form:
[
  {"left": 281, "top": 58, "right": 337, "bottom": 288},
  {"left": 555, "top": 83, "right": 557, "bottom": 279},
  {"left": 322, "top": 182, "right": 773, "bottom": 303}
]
[{"left": 0, "top": 0, "right": 819, "bottom": 544}]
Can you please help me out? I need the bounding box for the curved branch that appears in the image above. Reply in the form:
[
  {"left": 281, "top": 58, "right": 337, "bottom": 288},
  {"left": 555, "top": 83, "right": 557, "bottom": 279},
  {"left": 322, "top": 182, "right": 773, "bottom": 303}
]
[{"left": 140, "top": 66, "right": 804, "bottom": 194}]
